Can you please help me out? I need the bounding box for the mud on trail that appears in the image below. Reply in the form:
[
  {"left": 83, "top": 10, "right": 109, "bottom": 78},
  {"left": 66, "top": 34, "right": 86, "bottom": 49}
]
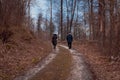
[{"left": 14, "top": 45, "right": 94, "bottom": 80}]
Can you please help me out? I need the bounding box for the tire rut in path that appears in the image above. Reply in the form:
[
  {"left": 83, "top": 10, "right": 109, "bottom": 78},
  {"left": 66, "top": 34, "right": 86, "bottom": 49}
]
[
  {"left": 14, "top": 45, "right": 94, "bottom": 80},
  {"left": 30, "top": 46, "right": 72, "bottom": 80},
  {"left": 14, "top": 48, "right": 59, "bottom": 80},
  {"left": 60, "top": 45, "right": 93, "bottom": 80}
]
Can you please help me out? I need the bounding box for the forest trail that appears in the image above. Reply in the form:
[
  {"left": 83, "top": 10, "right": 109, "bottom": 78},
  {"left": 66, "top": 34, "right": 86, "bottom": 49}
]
[
  {"left": 14, "top": 45, "right": 93, "bottom": 80},
  {"left": 60, "top": 45, "right": 93, "bottom": 80},
  {"left": 14, "top": 48, "right": 59, "bottom": 80}
]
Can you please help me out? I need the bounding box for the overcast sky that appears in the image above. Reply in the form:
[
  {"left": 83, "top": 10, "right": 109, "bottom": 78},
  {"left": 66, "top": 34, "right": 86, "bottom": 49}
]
[{"left": 30, "top": 0, "right": 48, "bottom": 19}]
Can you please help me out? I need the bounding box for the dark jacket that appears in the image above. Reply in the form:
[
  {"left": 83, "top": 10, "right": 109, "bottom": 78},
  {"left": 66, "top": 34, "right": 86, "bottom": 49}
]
[
  {"left": 66, "top": 34, "right": 73, "bottom": 43},
  {"left": 52, "top": 34, "right": 57, "bottom": 45}
]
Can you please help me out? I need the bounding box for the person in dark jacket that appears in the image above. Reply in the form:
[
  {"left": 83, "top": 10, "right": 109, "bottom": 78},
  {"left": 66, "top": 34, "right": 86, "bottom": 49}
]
[
  {"left": 52, "top": 34, "right": 57, "bottom": 49},
  {"left": 66, "top": 33, "right": 73, "bottom": 49}
]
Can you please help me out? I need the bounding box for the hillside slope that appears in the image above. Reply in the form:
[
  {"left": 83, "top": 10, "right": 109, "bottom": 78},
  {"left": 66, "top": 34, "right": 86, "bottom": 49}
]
[{"left": 0, "top": 26, "right": 52, "bottom": 80}]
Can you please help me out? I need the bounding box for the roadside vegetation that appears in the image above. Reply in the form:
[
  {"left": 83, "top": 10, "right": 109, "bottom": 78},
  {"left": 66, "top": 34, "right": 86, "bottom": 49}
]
[{"left": 74, "top": 41, "right": 120, "bottom": 80}]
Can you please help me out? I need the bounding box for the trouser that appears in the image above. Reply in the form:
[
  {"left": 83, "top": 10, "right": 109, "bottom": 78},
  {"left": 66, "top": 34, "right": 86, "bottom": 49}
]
[
  {"left": 52, "top": 41, "right": 57, "bottom": 49},
  {"left": 53, "top": 45, "right": 56, "bottom": 49},
  {"left": 67, "top": 42, "right": 72, "bottom": 49}
]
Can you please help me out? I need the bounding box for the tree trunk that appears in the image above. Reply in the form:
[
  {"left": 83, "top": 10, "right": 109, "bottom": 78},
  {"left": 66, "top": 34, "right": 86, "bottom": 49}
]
[
  {"left": 69, "top": 0, "right": 76, "bottom": 33},
  {"left": 50, "top": 0, "right": 53, "bottom": 37},
  {"left": 60, "top": 0, "right": 63, "bottom": 40}
]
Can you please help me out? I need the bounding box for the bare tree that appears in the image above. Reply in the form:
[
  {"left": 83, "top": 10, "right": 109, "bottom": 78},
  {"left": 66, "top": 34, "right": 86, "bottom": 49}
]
[
  {"left": 60, "top": 0, "right": 63, "bottom": 40},
  {"left": 69, "top": 0, "right": 76, "bottom": 32},
  {"left": 49, "top": 0, "right": 54, "bottom": 37},
  {"left": 0, "top": 0, "right": 34, "bottom": 43},
  {"left": 37, "top": 13, "right": 43, "bottom": 37}
]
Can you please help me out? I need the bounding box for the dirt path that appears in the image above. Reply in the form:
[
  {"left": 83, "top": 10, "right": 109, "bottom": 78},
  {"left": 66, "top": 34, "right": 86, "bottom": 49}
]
[
  {"left": 29, "top": 46, "right": 72, "bottom": 80},
  {"left": 60, "top": 45, "right": 93, "bottom": 80},
  {"left": 14, "top": 45, "right": 93, "bottom": 80},
  {"left": 14, "top": 48, "right": 59, "bottom": 80}
]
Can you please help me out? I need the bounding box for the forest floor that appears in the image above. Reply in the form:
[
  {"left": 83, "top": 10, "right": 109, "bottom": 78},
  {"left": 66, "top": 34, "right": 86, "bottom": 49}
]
[
  {"left": 0, "top": 27, "right": 52, "bottom": 80},
  {"left": 73, "top": 41, "right": 120, "bottom": 80},
  {"left": 0, "top": 30, "right": 120, "bottom": 80}
]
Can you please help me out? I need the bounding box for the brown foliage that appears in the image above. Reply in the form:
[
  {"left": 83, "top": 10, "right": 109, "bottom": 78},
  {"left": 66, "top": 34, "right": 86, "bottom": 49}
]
[
  {"left": 74, "top": 42, "right": 120, "bottom": 80},
  {"left": 88, "top": 0, "right": 120, "bottom": 56},
  {"left": 0, "top": 26, "right": 52, "bottom": 80}
]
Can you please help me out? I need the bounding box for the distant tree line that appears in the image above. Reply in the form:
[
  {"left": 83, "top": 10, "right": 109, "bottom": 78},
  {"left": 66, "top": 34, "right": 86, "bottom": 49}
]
[
  {"left": 37, "top": 0, "right": 120, "bottom": 56},
  {"left": 87, "top": 0, "right": 120, "bottom": 56},
  {"left": 0, "top": 0, "right": 119, "bottom": 56}
]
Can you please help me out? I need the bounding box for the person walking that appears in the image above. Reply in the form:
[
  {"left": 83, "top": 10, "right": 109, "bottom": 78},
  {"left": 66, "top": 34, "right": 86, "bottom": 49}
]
[
  {"left": 52, "top": 34, "right": 57, "bottom": 49},
  {"left": 66, "top": 33, "right": 73, "bottom": 49}
]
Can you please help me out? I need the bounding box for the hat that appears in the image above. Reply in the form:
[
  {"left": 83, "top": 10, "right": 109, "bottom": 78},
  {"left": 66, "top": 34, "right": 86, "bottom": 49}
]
[{"left": 53, "top": 31, "right": 58, "bottom": 35}]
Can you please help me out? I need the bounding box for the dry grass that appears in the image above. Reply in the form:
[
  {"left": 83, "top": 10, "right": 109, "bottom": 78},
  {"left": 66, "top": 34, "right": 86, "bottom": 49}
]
[
  {"left": 0, "top": 26, "right": 52, "bottom": 80},
  {"left": 30, "top": 47, "right": 72, "bottom": 80},
  {"left": 74, "top": 41, "right": 120, "bottom": 80}
]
